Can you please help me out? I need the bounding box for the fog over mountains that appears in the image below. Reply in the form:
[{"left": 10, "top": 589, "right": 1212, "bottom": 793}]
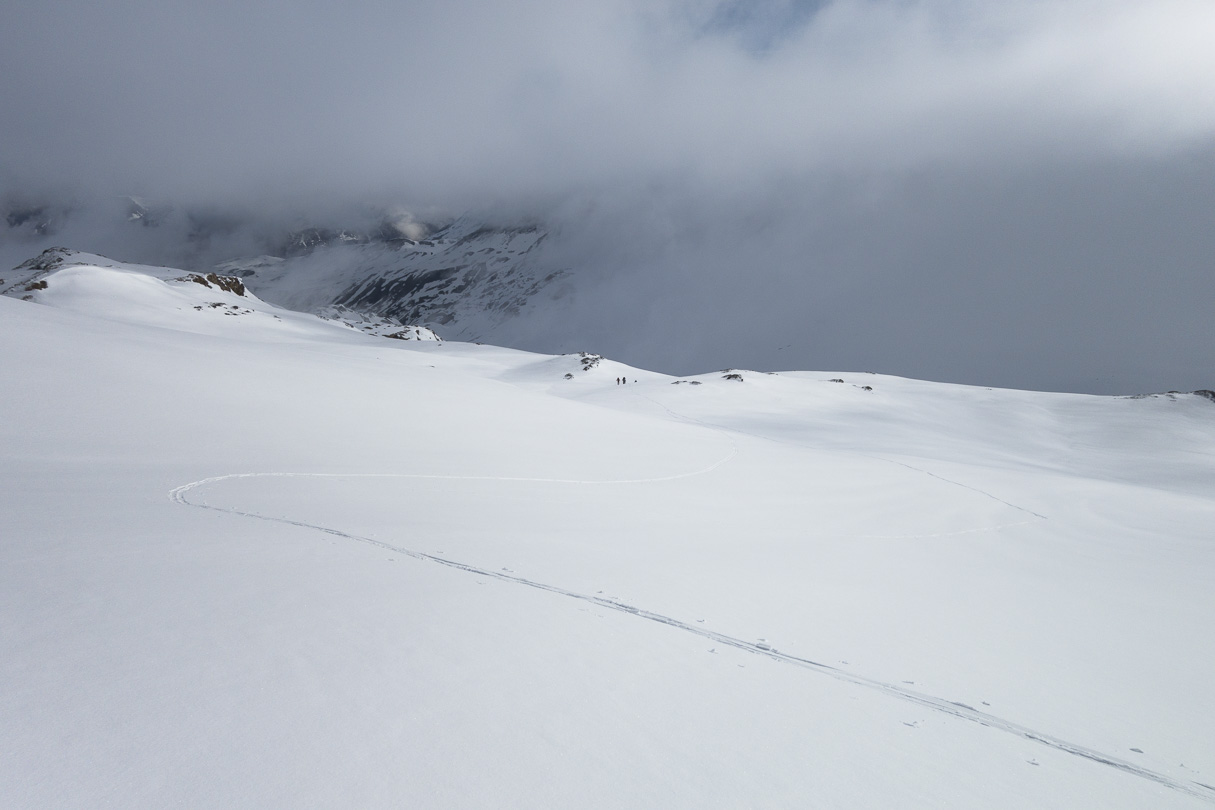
[
  {"left": 4, "top": 0, "right": 1215, "bottom": 392},
  {"left": 4, "top": 167, "right": 1213, "bottom": 396}
]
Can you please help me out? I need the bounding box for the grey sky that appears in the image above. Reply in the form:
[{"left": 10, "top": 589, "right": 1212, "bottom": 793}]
[{"left": 2, "top": 0, "right": 1214, "bottom": 392}]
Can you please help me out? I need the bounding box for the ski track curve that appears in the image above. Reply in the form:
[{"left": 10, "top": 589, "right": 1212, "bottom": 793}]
[
  {"left": 639, "top": 391, "right": 1049, "bottom": 531},
  {"left": 171, "top": 471, "right": 1213, "bottom": 805}
]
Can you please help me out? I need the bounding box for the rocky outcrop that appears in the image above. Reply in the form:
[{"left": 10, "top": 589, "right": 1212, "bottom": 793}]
[
  {"left": 2, "top": 247, "right": 75, "bottom": 296},
  {"left": 179, "top": 272, "right": 246, "bottom": 297}
]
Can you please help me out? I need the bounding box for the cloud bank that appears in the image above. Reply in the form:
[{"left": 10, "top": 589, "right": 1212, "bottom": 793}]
[
  {"left": 5, "top": 0, "right": 1214, "bottom": 203},
  {"left": 3, "top": 0, "right": 1214, "bottom": 392}
]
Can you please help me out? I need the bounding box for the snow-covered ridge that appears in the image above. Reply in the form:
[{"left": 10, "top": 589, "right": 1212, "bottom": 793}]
[
  {"left": 3, "top": 249, "right": 445, "bottom": 343},
  {"left": 2, "top": 246, "right": 169, "bottom": 295},
  {"left": 1, "top": 202, "right": 568, "bottom": 347}
]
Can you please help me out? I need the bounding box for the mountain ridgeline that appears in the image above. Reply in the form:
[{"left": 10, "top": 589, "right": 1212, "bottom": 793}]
[{"left": 1, "top": 200, "right": 570, "bottom": 344}]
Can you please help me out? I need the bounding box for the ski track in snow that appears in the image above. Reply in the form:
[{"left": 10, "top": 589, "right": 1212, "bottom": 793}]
[
  {"left": 170, "top": 469, "right": 1213, "bottom": 805},
  {"left": 869, "top": 456, "right": 1049, "bottom": 520},
  {"left": 638, "top": 391, "right": 1050, "bottom": 529}
]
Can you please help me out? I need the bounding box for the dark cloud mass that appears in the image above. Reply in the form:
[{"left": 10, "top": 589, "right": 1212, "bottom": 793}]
[{"left": 3, "top": 0, "right": 1214, "bottom": 393}]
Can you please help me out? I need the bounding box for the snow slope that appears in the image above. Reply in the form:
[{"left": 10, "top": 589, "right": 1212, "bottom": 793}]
[{"left": 2, "top": 259, "right": 1214, "bottom": 808}]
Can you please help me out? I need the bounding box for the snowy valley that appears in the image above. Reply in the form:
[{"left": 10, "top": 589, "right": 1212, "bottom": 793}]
[{"left": 2, "top": 254, "right": 1214, "bottom": 808}]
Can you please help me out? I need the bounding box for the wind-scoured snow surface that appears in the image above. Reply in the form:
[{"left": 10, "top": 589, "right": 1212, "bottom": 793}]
[{"left": 3, "top": 259, "right": 1214, "bottom": 808}]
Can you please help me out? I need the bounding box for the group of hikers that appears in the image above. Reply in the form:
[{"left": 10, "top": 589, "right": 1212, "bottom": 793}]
[{"left": 616, "top": 377, "right": 630, "bottom": 385}]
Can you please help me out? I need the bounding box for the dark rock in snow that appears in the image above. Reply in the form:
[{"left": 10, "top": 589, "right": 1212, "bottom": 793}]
[{"left": 180, "top": 273, "right": 247, "bottom": 297}]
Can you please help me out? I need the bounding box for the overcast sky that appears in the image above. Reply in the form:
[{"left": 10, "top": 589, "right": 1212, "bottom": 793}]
[{"left": 3, "top": 0, "right": 1214, "bottom": 393}]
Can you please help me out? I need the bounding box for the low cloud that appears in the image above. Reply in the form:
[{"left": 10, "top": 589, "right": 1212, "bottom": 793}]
[
  {"left": 3, "top": 0, "right": 1214, "bottom": 393},
  {"left": 384, "top": 209, "right": 429, "bottom": 242},
  {"left": 4, "top": 0, "right": 1213, "bottom": 205}
]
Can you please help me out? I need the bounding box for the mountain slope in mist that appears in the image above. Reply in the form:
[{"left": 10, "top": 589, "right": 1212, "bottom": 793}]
[
  {"left": 3, "top": 209, "right": 569, "bottom": 345},
  {"left": 230, "top": 217, "right": 569, "bottom": 342}
]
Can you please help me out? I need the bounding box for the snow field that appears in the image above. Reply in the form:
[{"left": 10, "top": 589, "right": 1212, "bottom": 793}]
[{"left": 2, "top": 264, "right": 1214, "bottom": 808}]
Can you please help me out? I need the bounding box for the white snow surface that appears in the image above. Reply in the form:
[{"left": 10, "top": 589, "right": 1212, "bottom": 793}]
[{"left": 2, "top": 260, "right": 1214, "bottom": 808}]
